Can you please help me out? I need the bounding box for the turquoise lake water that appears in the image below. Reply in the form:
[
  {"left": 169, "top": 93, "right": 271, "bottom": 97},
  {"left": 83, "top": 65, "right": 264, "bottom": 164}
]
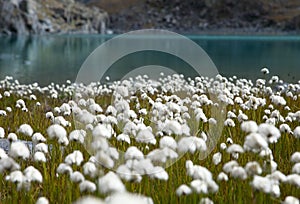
[{"left": 0, "top": 34, "right": 299, "bottom": 86}]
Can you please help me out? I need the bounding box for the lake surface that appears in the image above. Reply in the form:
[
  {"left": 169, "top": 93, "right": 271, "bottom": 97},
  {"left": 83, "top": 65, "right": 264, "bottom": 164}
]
[{"left": 0, "top": 34, "right": 299, "bottom": 86}]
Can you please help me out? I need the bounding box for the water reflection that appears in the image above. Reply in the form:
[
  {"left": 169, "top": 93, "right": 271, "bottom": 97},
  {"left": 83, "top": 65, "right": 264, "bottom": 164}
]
[
  {"left": 0, "top": 35, "right": 299, "bottom": 86},
  {"left": 0, "top": 35, "right": 107, "bottom": 85}
]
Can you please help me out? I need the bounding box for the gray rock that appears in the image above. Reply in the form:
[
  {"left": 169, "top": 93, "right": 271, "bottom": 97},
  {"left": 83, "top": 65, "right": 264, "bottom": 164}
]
[{"left": 0, "top": 0, "right": 108, "bottom": 35}]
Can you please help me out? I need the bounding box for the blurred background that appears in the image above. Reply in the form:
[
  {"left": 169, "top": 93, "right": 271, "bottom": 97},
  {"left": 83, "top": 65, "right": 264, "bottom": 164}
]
[
  {"left": 87, "top": 0, "right": 300, "bottom": 34},
  {"left": 2, "top": 0, "right": 300, "bottom": 35}
]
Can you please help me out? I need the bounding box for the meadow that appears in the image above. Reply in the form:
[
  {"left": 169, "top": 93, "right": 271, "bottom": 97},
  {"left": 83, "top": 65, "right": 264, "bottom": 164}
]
[{"left": 0, "top": 69, "right": 299, "bottom": 204}]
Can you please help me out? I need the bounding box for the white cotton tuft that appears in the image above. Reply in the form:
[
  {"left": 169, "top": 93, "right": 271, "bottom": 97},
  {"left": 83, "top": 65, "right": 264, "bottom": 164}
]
[
  {"left": 79, "top": 180, "right": 97, "bottom": 193},
  {"left": 47, "top": 124, "right": 67, "bottom": 140},
  {"left": 226, "top": 144, "right": 244, "bottom": 154},
  {"left": 245, "top": 161, "right": 262, "bottom": 176},
  {"left": 291, "top": 152, "right": 300, "bottom": 163},
  {"left": 282, "top": 196, "right": 299, "bottom": 204},
  {"left": 70, "top": 171, "right": 85, "bottom": 183},
  {"left": 199, "top": 198, "right": 214, "bottom": 204},
  {"left": 261, "top": 67, "right": 269, "bottom": 74},
  {"left": 83, "top": 162, "right": 98, "bottom": 178},
  {"left": 217, "top": 172, "right": 228, "bottom": 182},
  {"left": 65, "top": 150, "right": 84, "bottom": 166},
  {"left": 176, "top": 184, "right": 192, "bottom": 196},
  {"left": 223, "top": 161, "right": 239, "bottom": 174},
  {"left": 73, "top": 196, "right": 104, "bottom": 204},
  {"left": 92, "top": 124, "right": 113, "bottom": 139},
  {"left": 162, "top": 120, "right": 183, "bottom": 135},
  {"left": 105, "top": 192, "right": 153, "bottom": 204},
  {"left": 148, "top": 166, "right": 169, "bottom": 180},
  {"left": 159, "top": 136, "right": 177, "bottom": 150},
  {"left": 292, "top": 163, "right": 300, "bottom": 174},
  {"left": 116, "top": 133, "right": 131, "bottom": 144},
  {"left": 9, "top": 141, "right": 30, "bottom": 160},
  {"left": 293, "top": 127, "right": 300, "bottom": 139},
  {"left": 241, "top": 121, "right": 258, "bottom": 133},
  {"left": 0, "top": 148, "right": 8, "bottom": 159},
  {"left": 125, "top": 146, "right": 144, "bottom": 160},
  {"left": 32, "top": 132, "right": 46, "bottom": 144},
  {"left": 34, "top": 152, "right": 47, "bottom": 163},
  {"left": 69, "top": 130, "right": 86, "bottom": 144},
  {"left": 224, "top": 118, "right": 235, "bottom": 127},
  {"left": 98, "top": 171, "right": 126, "bottom": 194},
  {"left": 95, "top": 151, "right": 114, "bottom": 169},
  {"left": 36, "top": 197, "right": 49, "bottom": 204},
  {"left": 18, "top": 124, "right": 33, "bottom": 137},
  {"left": 258, "top": 123, "right": 281, "bottom": 143},
  {"left": 243, "top": 133, "right": 268, "bottom": 153},
  {"left": 212, "top": 152, "right": 222, "bottom": 165},
  {"left": 7, "top": 133, "right": 17, "bottom": 142},
  {"left": 286, "top": 174, "right": 300, "bottom": 187},
  {"left": 35, "top": 143, "right": 48, "bottom": 154},
  {"left": 57, "top": 163, "right": 73, "bottom": 175},
  {"left": 136, "top": 129, "right": 156, "bottom": 145},
  {"left": 0, "top": 127, "right": 5, "bottom": 138},
  {"left": 230, "top": 166, "right": 247, "bottom": 180},
  {"left": 280, "top": 124, "right": 292, "bottom": 133},
  {"left": 177, "top": 136, "right": 207, "bottom": 154},
  {"left": 0, "top": 157, "right": 20, "bottom": 173},
  {"left": 270, "top": 95, "right": 286, "bottom": 106},
  {"left": 24, "top": 166, "right": 43, "bottom": 183},
  {"left": 251, "top": 175, "right": 276, "bottom": 194}
]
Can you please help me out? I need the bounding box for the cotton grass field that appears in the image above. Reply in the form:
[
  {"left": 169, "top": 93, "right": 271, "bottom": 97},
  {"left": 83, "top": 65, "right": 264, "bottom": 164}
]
[{"left": 0, "top": 69, "right": 299, "bottom": 204}]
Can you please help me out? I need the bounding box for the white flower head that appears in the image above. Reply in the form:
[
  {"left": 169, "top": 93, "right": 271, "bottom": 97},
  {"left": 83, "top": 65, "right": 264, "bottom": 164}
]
[
  {"left": 35, "top": 143, "right": 48, "bottom": 154},
  {"left": 176, "top": 184, "right": 192, "bottom": 196},
  {"left": 293, "top": 127, "right": 300, "bottom": 139},
  {"left": 98, "top": 171, "right": 126, "bottom": 194},
  {"left": 83, "top": 162, "right": 98, "bottom": 178},
  {"left": 0, "top": 157, "right": 20, "bottom": 173},
  {"left": 34, "top": 152, "right": 47, "bottom": 163},
  {"left": 258, "top": 123, "right": 281, "bottom": 143},
  {"left": 47, "top": 124, "right": 67, "bottom": 140},
  {"left": 177, "top": 136, "right": 207, "bottom": 154},
  {"left": 36, "top": 197, "right": 49, "bottom": 204},
  {"left": 241, "top": 121, "right": 258, "bottom": 133},
  {"left": 212, "top": 152, "right": 222, "bottom": 165},
  {"left": 291, "top": 152, "right": 300, "bottom": 163},
  {"left": 18, "top": 124, "right": 33, "bottom": 137},
  {"left": 32, "top": 132, "right": 46, "bottom": 144},
  {"left": 217, "top": 172, "right": 228, "bottom": 182},
  {"left": 65, "top": 150, "right": 84, "bottom": 166},
  {"left": 243, "top": 133, "right": 268, "bottom": 153},
  {"left": 245, "top": 161, "right": 262, "bottom": 176},
  {"left": 105, "top": 192, "right": 153, "bottom": 204},
  {"left": 57, "top": 163, "right": 73, "bottom": 175},
  {"left": 282, "top": 196, "right": 299, "bottom": 204},
  {"left": 70, "top": 171, "right": 85, "bottom": 183},
  {"left": 69, "top": 129, "right": 86, "bottom": 144},
  {"left": 24, "top": 166, "right": 43, "bottom": 183},
  {"left": 9, "top": 141, "right": 30, "bottom": 160},
  {"left": 79, "top": 180, "right": 97, "bottom": 193},
  {"left": 0, "top": 127, "right": 5, "bottom": 138},
  {"left": 159, "top": 136, "right": 177, "bottom": 150},
  {"left": 261, "top": 67, "right": 269, "bottom": 74},
  {"left": 125, "top": 146, "right": 144, "bottom": 161}
]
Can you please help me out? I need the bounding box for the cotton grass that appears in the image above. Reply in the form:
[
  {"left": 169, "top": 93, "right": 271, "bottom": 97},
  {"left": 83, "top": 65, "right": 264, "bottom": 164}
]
[{"left": 0, "top": 72, "right": 299, "bottom": 203}]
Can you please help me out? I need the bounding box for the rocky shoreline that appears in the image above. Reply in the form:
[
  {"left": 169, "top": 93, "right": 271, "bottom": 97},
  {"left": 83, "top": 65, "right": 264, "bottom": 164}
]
[
  {"left": 0, "top": 0, "right": 108, "bottom": 35},
  {"left": 90, "top": 0, "right": 300, "bottom": 35},
  {"left": 105, "top": 0, "right": 300, "bottom": 34},
  {"left": 1, "top": 0, "right": 300, "bottom": 35}
]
